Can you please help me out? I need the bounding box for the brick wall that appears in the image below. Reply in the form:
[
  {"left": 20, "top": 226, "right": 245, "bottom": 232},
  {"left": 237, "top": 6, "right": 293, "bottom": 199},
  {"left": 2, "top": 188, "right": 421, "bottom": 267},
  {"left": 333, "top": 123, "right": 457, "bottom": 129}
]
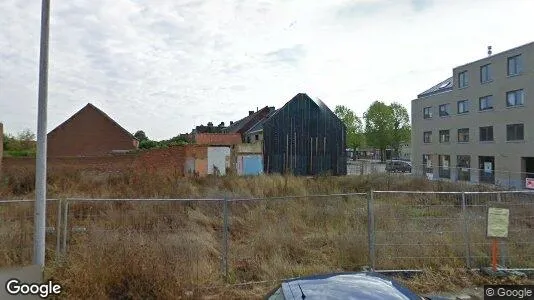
[
  {"left": 48, "top": 104, "right": 138, "bottom": 157},
  {"left": 2, "top": 145, "right": 209, "bottom": 176}
]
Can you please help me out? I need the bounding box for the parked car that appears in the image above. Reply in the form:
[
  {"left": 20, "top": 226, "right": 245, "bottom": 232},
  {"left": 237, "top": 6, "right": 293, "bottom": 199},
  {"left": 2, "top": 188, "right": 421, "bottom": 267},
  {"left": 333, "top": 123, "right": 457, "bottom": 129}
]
[
  {"left": 264, "top": 272, "right": 430, "bottom": 300},
  {"left": 385, "top": 160, "right": 412, "bottom": 173}
]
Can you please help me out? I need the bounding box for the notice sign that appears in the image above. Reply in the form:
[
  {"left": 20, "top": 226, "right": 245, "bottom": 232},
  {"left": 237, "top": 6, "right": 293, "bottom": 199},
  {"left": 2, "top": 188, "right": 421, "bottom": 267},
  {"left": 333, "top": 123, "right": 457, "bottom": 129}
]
[
  {"left": 484, "top": 162, "right": 492, "bottom": 174},
  {"left": 526, "top": 178, "right": 534, "bottom": 189},
  {"left": 487, "top": 207, "right": 510, "bottom": 239}
]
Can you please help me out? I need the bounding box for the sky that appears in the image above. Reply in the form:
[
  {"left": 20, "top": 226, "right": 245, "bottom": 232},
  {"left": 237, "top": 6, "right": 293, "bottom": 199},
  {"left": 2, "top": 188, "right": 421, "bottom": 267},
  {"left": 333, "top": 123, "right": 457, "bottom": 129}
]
[{"left": 1, "top": 0, "right": 533, "bottom": 140}]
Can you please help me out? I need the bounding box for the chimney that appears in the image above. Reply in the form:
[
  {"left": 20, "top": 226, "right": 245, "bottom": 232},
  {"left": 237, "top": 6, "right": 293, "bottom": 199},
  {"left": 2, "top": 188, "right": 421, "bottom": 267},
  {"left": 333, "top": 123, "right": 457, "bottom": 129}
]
[
  {"left": 256, "top": 107, "right": 258, "bottom": 112},
  {"left": 249, "top": 111, "right": 254, "bottom": 116},
  {"left": 487, "top": 45, "right": 492, "bottom": 56}
]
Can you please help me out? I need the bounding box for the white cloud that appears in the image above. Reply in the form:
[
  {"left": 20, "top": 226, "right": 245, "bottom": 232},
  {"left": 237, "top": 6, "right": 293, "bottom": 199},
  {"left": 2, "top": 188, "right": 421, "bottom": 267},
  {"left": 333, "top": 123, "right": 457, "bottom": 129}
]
[{"left": 0, "top": 0, "right": 533, "bottom": 140}]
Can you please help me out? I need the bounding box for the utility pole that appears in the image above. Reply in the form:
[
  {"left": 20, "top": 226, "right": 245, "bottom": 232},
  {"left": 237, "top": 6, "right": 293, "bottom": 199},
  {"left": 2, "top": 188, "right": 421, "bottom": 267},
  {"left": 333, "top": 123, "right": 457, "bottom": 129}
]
[{"left": 34, "top": 0, "right": 51, "bottom": 268}]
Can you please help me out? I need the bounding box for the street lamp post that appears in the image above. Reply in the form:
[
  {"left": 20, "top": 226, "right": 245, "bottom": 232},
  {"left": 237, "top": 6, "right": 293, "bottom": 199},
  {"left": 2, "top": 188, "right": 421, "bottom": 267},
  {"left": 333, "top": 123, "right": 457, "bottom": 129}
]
[{"left": 34, "top": 0, "right": 51, "bottom": 268}]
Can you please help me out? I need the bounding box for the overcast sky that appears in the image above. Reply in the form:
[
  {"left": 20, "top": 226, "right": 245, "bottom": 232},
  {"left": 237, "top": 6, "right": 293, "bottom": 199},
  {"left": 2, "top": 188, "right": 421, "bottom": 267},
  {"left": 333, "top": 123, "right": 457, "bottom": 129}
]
[{"left": 1, "top": 0, "right": 533, "bottom": 140}]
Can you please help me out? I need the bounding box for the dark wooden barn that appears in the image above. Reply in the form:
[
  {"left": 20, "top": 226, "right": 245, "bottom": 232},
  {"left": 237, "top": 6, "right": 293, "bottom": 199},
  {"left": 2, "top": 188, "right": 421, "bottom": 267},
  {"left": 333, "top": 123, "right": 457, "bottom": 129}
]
[{"left": 262, "top": 93, "right": 347, "bottom": 176}]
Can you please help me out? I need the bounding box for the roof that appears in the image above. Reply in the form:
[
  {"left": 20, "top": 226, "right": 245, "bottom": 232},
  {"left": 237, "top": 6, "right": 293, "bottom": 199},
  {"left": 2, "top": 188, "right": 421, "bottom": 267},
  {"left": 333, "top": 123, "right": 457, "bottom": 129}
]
[
  {"left": 194, "top": 133, "right": 242, "bottom": 146},
  {"left": 272, "top": 272, "right": 421, "bottom": 300},
  {"left": 244, "top": 109, "right": 278, "bottom": 135},
  {"left": 223, "top": 106, "right": 273, "bottom": 134},
  {"left": 48, "top": 103, "right": 136, "bottom": 140},
  {"left": 265, "top": 93, "right": 342, "bottom": 125},
  {"left": 417, "top": 77, "right": 453, "bottom": 98}
]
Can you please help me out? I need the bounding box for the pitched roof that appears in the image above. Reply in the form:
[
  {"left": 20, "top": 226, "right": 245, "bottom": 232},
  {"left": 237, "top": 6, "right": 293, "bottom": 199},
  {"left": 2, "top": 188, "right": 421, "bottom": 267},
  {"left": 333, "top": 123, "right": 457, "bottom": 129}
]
[
  {"left": 223, "top": 106, "right": 273, "bottom": 134},
  {"left": 48, "top": 103, "right": 136, "bottom": 140},
  {"left": 244, "top": 108, "right": 278, "bottom": 134},
  {"left": 417, "top": 77, "right": 453, "bottom": 98}
]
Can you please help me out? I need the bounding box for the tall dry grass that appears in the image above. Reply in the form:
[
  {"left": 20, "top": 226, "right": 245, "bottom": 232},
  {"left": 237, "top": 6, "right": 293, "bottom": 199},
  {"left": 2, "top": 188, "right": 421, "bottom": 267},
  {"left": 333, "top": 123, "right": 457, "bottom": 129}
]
[{"left": 0, "top": 169, "right": 526, "bottom": 299}]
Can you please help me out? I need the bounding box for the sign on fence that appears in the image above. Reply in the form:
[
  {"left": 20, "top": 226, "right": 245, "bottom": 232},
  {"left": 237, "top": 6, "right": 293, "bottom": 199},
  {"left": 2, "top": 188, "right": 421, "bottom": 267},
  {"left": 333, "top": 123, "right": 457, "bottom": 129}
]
[
  {"left": 526, "top": 178, "right": 534, "bottom": 189},
  {"left": 486, "top": 207, "right": 510, "bottom": 239}
]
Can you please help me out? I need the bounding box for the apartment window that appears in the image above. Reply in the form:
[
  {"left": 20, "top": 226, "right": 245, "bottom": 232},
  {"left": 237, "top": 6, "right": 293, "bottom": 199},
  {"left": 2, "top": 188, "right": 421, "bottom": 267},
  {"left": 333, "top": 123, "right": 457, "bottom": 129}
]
[
  {"left": 457, "top": 100, "right": 469, "bottom": 114},
  {"left": 458, "top": 128, "right": 469, "bottom": 143},
  {"left": 480, "top": 64, "right": 492, "bottom": 83},
  {"left": 457, "top": 155, "right": 471, "bottom": 181},
  {"left": 479, "top": 95, "right": 493, "bottom": 111},
  {"left": 479, "top": 126, "right": 494, "bottom": 142},
  {"left": 423, "top": 107, "right": 432, "bottom": 119},
  {"left": 506, "top": 89, "right": 524, "bottom": 107},
  {"left": 507, "top": 54, "right": 523, "bottom": 76},
  {"left": 458, "top": 71, "right": 468, "bottom": 88},
  {"left": 423, "top": 131, "right": 432, "bottom": 143},
  {"left": 423, "top": 154, "right": 433, "bottom": 174},
  {"left": 506, "top": 123, "right": 524, "bottom": 141},
  {"left": 439, "top": 130, "right": 450, "bottom": 143},
  {"left": 439, "top": 104, "right": 450, "bottom": 117},
  {"left": 438, "top": 155, "right": 451, "bottom": 179}
]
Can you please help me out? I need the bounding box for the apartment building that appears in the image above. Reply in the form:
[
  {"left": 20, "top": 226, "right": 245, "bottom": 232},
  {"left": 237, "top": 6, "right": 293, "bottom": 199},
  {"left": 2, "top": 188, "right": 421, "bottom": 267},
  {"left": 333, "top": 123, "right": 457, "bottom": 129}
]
[{"left": 411, "top": 41, "right": 534, "bottom": 189}]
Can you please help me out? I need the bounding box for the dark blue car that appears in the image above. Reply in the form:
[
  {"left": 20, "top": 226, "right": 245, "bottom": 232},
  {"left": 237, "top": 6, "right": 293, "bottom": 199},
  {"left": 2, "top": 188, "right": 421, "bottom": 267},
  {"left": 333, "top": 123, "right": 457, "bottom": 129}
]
[{"left": 264, "top": 272, "right": 427, "bottom": 300}]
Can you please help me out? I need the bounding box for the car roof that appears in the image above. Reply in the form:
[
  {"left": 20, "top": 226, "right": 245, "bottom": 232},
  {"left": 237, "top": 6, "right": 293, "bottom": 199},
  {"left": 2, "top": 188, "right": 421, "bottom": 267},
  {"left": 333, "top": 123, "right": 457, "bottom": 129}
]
[{"left": 279, "top": 272, "right": 421, "bottom": 300}]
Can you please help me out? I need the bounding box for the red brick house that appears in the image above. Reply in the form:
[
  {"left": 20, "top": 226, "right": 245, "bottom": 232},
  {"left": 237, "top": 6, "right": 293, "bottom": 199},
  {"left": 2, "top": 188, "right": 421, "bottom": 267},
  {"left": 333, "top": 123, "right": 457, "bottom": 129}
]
[{"left": 47, "top": 103, "right": 139, "bottom": 157}]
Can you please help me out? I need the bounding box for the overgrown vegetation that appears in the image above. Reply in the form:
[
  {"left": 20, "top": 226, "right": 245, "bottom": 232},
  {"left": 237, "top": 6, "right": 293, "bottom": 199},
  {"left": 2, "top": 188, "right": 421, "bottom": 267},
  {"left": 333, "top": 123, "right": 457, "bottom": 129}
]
[
  {"left": 2, "top": 128, "right": 36, "bottom": 157},
  {"left": 0, "top": 171, "right": 531, "bottom": 299},
  {"left": 134, "top": 130, "right": 190, "bottom": 149}
]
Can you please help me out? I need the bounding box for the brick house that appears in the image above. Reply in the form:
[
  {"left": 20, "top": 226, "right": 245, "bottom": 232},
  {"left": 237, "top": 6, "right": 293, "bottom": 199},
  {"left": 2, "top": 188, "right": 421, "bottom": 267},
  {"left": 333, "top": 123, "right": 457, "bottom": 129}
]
[{"left": 47, "top": 103, "right": 139, "bottom": 157}]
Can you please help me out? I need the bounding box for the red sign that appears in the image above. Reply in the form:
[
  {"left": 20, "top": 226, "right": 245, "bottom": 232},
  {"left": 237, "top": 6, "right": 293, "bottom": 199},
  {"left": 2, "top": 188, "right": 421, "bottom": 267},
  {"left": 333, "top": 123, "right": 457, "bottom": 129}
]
[{"left": 526, "top": 178, "right": 534, "bottom": 189}]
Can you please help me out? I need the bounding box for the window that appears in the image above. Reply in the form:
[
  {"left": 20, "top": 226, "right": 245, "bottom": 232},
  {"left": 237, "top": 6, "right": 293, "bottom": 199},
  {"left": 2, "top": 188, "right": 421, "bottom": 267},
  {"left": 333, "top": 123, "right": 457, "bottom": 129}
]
[
  {"left": 506, "top": 89, "right": 524, "bottom": 107},
  {"left": 458, "top": 71, "right": 468, "bottom": 88},
  {"left": 423, "top": 107, "right": 432, "bottom": 119},
  {"left": 255, "top": 134, "right": 259, "bottom": 141},
  {"left": 439, "top": 130, "right": 450, "bottom": 143},
  {"left": 480, "top": 64, "right": 492, "bottom": 83},
  {"left": 479, "top": 95, "right": 493, "bottom": 111},
  {"left": 423, "top": 131, "right": 432, "bottom": 143},
  {"left": 479, "top": 126, "right": 494, "bottom": 142},
  {"left": 457, "top": 155, "right": 471, "bottom": 181},
  {"left": 458, "top": 128, "right": 469, "bottom": 142},
  {"left": 423, "top": 154, "right": 432, "bottom": 174},
  {"left": 507, "top": 54, "right": 523, "bottom": 76},
  {"left": 438, "top": 155, "right": 451, "bottom": 179},
  {"left": 457, "top": 100, "right": 469, "bottom": 114},
  {"left": 439, "top": 104, "right": 450, "bottom": 117},
  {"left": 506, "top": 123, "right": 524, "bottom": 141}
]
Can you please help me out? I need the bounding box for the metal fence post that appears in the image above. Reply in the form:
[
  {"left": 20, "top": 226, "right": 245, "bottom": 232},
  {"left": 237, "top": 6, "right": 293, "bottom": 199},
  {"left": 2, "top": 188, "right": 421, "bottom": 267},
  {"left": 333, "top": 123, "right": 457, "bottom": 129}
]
[
  {"left": 61, "top": 200, "right": 69, "bottom": 257},
  {"left": 221, "top": 197, "right": 229, "bottom": 281},
  {"left": 367, "top": 191, "right": 376, "bottom": 271},
  {"left": 497, "top": 192, "right": 507, "bottom": 267},
  {"left": 55, "top": 199, "right": 62, "bottom": 262},
  {"left": 461, "top": 192, "right": 472, "bottom": 268}
]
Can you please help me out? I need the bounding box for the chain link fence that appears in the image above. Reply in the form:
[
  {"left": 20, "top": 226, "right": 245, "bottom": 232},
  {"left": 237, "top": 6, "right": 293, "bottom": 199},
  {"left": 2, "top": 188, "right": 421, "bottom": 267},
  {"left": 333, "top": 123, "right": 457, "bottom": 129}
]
[
  {"left": 1, "top": 191, "right": 533, "bottom": 283},
  {"left": 0, "top": 199, "right": 60, "bottom": 268}
]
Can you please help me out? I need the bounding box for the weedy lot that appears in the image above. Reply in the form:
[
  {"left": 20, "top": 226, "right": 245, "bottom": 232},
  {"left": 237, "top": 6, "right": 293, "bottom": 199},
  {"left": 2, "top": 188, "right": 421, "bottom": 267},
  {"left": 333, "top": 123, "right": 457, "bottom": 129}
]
[{"left": 0, "top": 169, "right": 532, "bottom": 299}]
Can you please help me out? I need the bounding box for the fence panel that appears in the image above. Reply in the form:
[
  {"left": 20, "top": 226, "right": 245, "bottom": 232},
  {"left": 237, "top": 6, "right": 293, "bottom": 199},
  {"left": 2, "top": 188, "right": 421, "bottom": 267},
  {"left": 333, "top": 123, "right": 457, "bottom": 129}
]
[
  {"left": 0, "top": 199, "right": 60, "bottom": 267},
  {"left": 372, "top": 191, "right": 467, "bottom": 270},
  {"left": 226, "top": 193, "right": 368, "bottom": 284},
  {"left": 64, "top": 198, "right": 224, "bottom": 289},
  {"left": 465, "top": 192, "right": 534, "bottom": 269}
]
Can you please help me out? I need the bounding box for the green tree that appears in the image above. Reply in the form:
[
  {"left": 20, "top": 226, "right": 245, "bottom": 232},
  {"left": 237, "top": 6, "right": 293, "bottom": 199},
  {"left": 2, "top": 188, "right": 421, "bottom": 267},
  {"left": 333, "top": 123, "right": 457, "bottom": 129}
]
[
  {"left": 133, "top": 130, "right": 148, "bottom": 142},
  {"left": 364, "top": 101, "right": 394, "bottom": 162},
  {"left": 389, "top": 102, "right": 411, "bottom": 158},
  {"left": 334, "top": 105, "right": 364, "bottom": 157}
]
